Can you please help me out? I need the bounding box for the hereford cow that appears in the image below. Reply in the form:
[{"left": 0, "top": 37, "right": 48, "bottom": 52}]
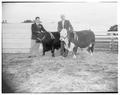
[
  {"left": 60, "top": 30, "right": 95, "bottom": 58},
  {"left": 36, "top": 32, "right": 61, "bottom": 57}
]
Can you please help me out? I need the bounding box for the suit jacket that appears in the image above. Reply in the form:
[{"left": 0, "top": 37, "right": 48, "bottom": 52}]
[
  {"left": 57, "top": 20, "right": 73, "bottom": 32},
  {"left": 31, "top": 23, "right": 47, "bottom": 40}
]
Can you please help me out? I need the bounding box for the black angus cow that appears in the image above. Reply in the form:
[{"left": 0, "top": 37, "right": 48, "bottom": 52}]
[{"left": 36, "top": 32, "right": 61, "bottom": 57}]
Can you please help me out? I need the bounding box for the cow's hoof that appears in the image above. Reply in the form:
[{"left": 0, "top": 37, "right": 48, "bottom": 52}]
[
  {"left": 52, "top": 55, "right": 55, "bottom": 57},
  {"left": 52, "top": 54, "right": 55, "bottom": 57},
  {"left": 42, "top": 54, "right": 45, "bottom": 56},
  {"left": 63, "top": 54, "right": 68, "bottom": 57},
  {"left": 28, "top": 55, "right": 36, "bottom": 58},
  {"left": 73, "top": 55, "right": 76, "bottom": 59},
  {"left": 60, "top": 53, "right": 67, "bottom": 57}
]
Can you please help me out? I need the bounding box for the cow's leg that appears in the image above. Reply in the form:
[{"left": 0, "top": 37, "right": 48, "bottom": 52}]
[
  {"left": 64, "top": 49, "right": 69, "bottom": 57},
  {"left": 42, "top": 43, "right": 46, "bottom": 56},
  {"left": 43, "top": 49, "right": 45, "bottom": 56},
  {"left": 60, "top": 41, "right": 65, "bottom": 56},
  {"left": 81, "top": 48, "right": 83, "bottom": 51},
  {"left": 87, "top": 43, "right": 94, "bottom": 55},
  {"left": 73, "top": 46, "right": 78, "bottom": 58},
  {"left": 90, "top": 43, "right": 94, "bottom": 55},
  {"left": 73, "top": 54, "right": 77, "bottom": 59},
  {"left": 87, "top": 47, "right": 90, "bottom": 53},
  {"left": 51, "top": 46, "right": 55, "bottom": 57}
]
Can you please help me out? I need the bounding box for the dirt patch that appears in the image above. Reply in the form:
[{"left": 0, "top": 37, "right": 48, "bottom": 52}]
[{"left": 2, "top": 50, "right": 118, "bottom": 92}]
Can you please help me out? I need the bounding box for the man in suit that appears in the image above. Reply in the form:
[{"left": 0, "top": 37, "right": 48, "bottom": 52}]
[
  {"left": 57, "top": 15, "right": 74, "bottom": 57},
  {"left": 30, "top": 17, "right": 47, "bottom": 57}
]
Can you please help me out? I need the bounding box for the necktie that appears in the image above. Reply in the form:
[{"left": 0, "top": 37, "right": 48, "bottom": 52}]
[{"left": 62, "top": 20, "right": 64, "bottom": 29}]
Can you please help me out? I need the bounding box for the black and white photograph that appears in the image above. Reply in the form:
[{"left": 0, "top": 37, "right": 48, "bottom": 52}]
[{"left": 2, "top": 0, "right": 118, "bottom": 93}]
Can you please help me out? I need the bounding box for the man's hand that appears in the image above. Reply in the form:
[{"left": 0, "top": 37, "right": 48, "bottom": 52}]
[{"left": 49, "top": 32, "right": 55, "bottom": 39}]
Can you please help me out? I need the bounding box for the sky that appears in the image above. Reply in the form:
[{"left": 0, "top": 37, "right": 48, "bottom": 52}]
[{"left": 2, "top": 2, "right": 117, "bottom": 31}]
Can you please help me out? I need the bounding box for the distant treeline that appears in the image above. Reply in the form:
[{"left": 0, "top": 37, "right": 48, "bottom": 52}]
[
  {"left": 22, "top": 20, "right": 34, "bottom": 23},
  {"left": 108, "top": 25, "right": 118, "bottom": 31}
]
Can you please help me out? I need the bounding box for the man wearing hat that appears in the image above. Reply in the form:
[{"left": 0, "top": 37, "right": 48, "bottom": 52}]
[{"left": 57, "top": 15, "right": 74, "bottom": 57}]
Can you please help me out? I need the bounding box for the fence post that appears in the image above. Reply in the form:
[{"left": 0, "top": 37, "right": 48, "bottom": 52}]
[{"left": 108, "top": 31, "right": 118, "bottom": 51}]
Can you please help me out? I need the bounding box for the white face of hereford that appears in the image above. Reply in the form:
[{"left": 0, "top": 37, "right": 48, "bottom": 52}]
[
  {"left": 60, "top": 29, "right": 75, "bottom": 52},
  {"left": 60, "top": 29, "right": 67, "bottom": 38}
]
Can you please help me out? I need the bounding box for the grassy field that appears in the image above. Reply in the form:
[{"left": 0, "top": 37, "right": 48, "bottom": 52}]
[{"left": 2, "top": 49, "right": 118, "bottom": 93}]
